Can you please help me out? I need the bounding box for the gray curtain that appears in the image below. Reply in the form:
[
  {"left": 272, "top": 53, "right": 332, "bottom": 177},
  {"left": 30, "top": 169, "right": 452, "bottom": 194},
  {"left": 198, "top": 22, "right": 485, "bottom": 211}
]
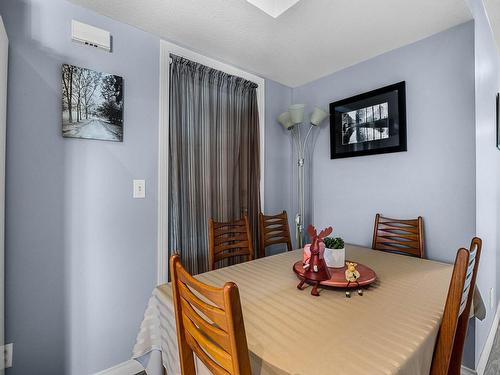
[{"left": 168, "top": 55, "right": 261, "bottom": 275}]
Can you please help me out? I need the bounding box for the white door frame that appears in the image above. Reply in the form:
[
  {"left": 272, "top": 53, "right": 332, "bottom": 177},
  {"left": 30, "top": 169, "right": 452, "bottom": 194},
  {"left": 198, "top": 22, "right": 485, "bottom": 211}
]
[
  {"left": 157, "top": 40, "right": 266, "bottom": 284},
  {"left": 0, "top": 16, "right": 7, "bottom": 374}
]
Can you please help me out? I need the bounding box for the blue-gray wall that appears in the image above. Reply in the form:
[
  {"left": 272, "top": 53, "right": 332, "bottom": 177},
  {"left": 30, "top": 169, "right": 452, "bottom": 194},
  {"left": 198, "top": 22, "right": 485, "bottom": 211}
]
[
  {"left": 264, "top": 80, "right": 295, "bottom": 254},
  {"left": 0, "top": 0, "right": 485, "bottom": 372},
  {"left": 466, "top": 0, "right": 500, "bottom": 366},
  {"left": 0, "top": 1, "right": 296, "bottom": 373},
  {"left": 0, "top": 0, "right": 160, "bottom": 373},
  {"left": 291, "top": 21, "right": 477, "bottom": 366},
  {"left": 292, "top": 21, "right": 476, "bottom": 263}
]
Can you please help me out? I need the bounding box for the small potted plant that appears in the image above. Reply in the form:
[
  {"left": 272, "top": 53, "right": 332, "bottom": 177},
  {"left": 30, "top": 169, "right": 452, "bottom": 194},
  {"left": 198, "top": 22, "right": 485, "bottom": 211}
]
[{"left": 323, "top": 236, "right": 345, "bottom": 268}]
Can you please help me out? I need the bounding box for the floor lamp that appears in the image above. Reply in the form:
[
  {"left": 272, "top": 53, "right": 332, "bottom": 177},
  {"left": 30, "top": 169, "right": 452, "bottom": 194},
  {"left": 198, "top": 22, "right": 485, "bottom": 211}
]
[{"left": 277, "top": 105, "right": 329, "bottom": 248}]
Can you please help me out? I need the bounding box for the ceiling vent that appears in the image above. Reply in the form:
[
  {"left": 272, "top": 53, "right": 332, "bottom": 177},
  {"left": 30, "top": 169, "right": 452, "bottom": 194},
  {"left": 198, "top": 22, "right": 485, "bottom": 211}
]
[
  {"left": 71, "top": 20, "right": 111, "bottom": 52},
  {"left": 246, "top": 0, "right": 301, "bottom": 18}
]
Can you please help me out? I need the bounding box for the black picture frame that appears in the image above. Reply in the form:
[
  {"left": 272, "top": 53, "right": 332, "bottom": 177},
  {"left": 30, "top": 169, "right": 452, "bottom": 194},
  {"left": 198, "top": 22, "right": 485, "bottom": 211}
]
[
  {"left": 496, "top": 93, "right": 500, "bottom": 150},
  {"left": 330, "top": 81, "right": 407, "bottom": 159}
]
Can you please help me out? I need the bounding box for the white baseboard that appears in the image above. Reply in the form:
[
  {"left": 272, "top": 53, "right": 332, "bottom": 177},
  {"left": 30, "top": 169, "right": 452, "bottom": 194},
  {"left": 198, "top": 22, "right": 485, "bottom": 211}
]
[
  {"left": 462, "top": 365, "right": 478, "bottom": 374},
  {"left": 94, "top": 360, "right": 144, "bottom": 375},
  {"left": 476, "top": 302, "right": 500, "bottom": 375}
]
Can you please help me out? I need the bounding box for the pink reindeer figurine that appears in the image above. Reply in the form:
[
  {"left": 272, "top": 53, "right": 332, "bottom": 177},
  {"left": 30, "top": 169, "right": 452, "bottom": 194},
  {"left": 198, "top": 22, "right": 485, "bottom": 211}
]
[{"left": 297, "top": 225, "right": 333, "bottom": 296}]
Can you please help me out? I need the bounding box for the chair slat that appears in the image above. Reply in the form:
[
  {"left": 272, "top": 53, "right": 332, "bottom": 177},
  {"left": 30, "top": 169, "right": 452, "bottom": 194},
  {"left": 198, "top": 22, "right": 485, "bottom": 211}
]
[
  {"left": 264, "top": 229, "right": 288, "bottom": 236},
  {"left": 179, "top": 282, "right": 228, "bottom": 330},
  {"left": 259, "top": 211, "right": 293, "bottom": 258},
  {"left": 209, "top": 215, "right": 254, "bottom": 271},
  {"left": 378, "top": 225, "right": 420, "bottom": 235},
  {"left": 375, "top": 237, "right": 420, "bottom": 248},
  {"left": 372, "top": 214, "right": 424, "bottom": 258},
  {"left": 170, "top": 255, "right": 252, "bottom": 375},
  {"left": 214, "top": 234, "right": 249, "bottom": 246},
  {"left": 265, "top": 236, "right": 289, "bottom": 243},
  {"left": 379, "top": 218, "right": 420, "bottom": 225},
  {"left": 376, "top": 230, "right": 419, "bottom": 240},
  {"left": 185, "top": 332, "right": 231, "bottom": 375},
  {"left": 183, "top": 316, "right": 234, "bottom": 372},
  {"left": 263, "top": 223, "right": 287, "bottom": 230},
  {"left": 375, "top": 244, "right": 421, "bottom": 256},
  {"left": 215, "top": 242, "right": 251, "bottom": 253},
  {"left": 215, "top": 249, "right": 253, "bottom": 262},
  {"left": 265, "top": 232, "right": 289, "bottom": 239},
  {"left": 180, "top": 298, "right": 231, "bottom": 351},
  {"left": 214, "top": 228, "right": 248, "bottom": 237},
  {"left": 178, "top": 267, "right": 225, "bottom": 307}
]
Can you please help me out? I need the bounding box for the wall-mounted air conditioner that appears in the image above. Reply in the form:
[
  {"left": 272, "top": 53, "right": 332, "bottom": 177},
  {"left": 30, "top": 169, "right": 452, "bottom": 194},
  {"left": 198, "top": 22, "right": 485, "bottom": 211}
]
[{"left": 71, "top": 20, "right": 111, "bottom": 52}]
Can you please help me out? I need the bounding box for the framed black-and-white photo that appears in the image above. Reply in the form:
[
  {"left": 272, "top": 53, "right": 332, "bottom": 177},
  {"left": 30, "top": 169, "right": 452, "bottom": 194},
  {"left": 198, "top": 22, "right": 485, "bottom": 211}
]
[
  {"left": 62, "top": 64, "right": 123, "bottom": 142},
  {"left": 330, "top": 81, "right": 407, "bottom": 159}
]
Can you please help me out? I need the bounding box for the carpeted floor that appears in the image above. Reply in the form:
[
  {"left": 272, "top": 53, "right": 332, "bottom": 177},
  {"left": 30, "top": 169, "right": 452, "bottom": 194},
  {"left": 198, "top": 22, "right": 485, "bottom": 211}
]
[{"left": 485, "top": 324, "right": 500, "bottom": 374}]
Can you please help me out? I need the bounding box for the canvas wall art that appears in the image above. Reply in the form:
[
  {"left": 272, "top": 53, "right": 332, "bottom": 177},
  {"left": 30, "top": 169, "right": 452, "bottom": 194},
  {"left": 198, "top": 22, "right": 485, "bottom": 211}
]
[
  {"left": 62, "top": 64, "right": 123, "bottom": 142},
  {"left": 330, "top": 81, "right": 407, "bottom": 159}
]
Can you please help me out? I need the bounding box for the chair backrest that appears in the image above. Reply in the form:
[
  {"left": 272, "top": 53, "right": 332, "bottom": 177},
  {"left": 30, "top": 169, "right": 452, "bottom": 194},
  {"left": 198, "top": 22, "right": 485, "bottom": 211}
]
[
  {"left": 430, "top": 237, "right": 482, "bottom": 375},
  {"left": 208, "top": 215, "right": 254, "bottom": 271},
  {"left": 372, "top": 213, "right": 424, "bottom": 258},
  {"left": 170, "top": 254, "right": 252, "bottom": 375},
  {"left": 258, "top": 210, "right": 293, "bottom": 257}
]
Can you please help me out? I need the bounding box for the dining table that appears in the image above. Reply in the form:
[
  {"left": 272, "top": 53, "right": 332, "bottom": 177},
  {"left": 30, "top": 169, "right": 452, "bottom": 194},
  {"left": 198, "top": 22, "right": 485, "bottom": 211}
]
[{"left": 132, "top": 244, "right": 485, "bottom": 375}]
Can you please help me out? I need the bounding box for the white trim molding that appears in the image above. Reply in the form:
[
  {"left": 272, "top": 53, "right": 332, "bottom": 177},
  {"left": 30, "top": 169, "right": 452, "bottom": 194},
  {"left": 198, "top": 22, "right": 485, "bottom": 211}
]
[
  {"left": 157, "top": 40, "right": 266, "bottom": 285},
  {"left": 93, "top": 360, "right": 144, "bottom": 375},
  {"left": 157, "top": 41, "right": 169, "bottom": 286},
  {"left": 476, "top": 301, "right": 500, "bottom": 375}
]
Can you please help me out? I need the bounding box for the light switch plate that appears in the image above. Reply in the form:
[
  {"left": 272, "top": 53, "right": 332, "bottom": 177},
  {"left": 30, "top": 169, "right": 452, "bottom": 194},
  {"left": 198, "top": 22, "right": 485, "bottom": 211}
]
[
  {"left": 133, "top": 180, "right": 145, "bottom": 198},
  {"left": 1, "top": 343, "right": 13, "bottom": 368}
]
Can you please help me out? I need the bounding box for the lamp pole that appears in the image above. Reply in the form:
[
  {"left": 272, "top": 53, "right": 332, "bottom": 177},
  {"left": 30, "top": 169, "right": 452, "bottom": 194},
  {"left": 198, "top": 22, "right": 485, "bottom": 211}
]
[
  {"left": 291, "top": 124, "right": 314, "bottom": 248},
  {"left": 277, "top": 105, "right": 329, "bottom": 249}
]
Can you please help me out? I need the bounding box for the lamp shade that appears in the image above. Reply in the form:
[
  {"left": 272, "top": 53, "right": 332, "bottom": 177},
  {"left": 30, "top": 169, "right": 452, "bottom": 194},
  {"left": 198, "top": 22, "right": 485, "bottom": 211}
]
[
  {"left": 277, "top": 111, "right": 294, "bottom": 130},
  {"left": 289, "top": 104, "right": 305, "bottom": 124},
  {"left": 310, "top": 107, "right": 329, "bottom": 126}
]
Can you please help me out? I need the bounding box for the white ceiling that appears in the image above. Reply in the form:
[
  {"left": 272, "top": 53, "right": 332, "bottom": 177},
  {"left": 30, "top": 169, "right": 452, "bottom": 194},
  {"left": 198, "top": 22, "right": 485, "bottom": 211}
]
[
  {"left": 69, "top": 0, "right": 472, "bottom": 87},
  {"left": 246, "top": 0, "right": 302, "bottom": 18}
]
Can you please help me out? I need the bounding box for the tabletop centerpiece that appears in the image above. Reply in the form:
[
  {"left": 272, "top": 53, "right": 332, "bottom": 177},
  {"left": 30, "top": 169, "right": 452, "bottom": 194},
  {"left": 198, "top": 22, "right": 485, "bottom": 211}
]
[
  {"left": 293, "top": 226, "right": 377, "bottom": 297},
  {"left": 344, "top": 262, "right": 363, "bottom": 297},
  {"left": 323, "top": 236, "right": 345, "bottom": 268},
  {"left": 296, "top": 224, "right": 332, "bottom": 296}
]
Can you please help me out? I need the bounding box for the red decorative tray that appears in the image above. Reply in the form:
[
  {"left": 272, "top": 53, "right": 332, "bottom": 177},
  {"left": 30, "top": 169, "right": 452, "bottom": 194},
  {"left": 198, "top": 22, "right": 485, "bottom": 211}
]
[{"left": 293, "top": 260, "right": 377, "bottom": 288}]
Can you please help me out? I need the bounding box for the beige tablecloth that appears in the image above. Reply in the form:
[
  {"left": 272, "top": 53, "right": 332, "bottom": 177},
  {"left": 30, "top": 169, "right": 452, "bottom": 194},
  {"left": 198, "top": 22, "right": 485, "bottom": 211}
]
[{"left": 133, "top": 245, "right": 481, "bottom": 375}]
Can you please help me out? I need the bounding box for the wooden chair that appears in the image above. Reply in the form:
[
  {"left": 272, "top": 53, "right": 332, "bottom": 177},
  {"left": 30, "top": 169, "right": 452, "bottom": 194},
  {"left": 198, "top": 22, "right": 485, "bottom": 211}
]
[
  {"left": 208, "top": 215, "right": 254, "bottom": 271},
  {"left": 258, "top": 210, "right": 293, "bottom": 258},
  {"left": 430, "top": 237, "right": 482, "bottom": 375},
  {"left": 170, "top": 254, "right": 252, "bottom": 375},
  {"left": 372, "top": 213, "right": 424, "bottom": 258}
]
